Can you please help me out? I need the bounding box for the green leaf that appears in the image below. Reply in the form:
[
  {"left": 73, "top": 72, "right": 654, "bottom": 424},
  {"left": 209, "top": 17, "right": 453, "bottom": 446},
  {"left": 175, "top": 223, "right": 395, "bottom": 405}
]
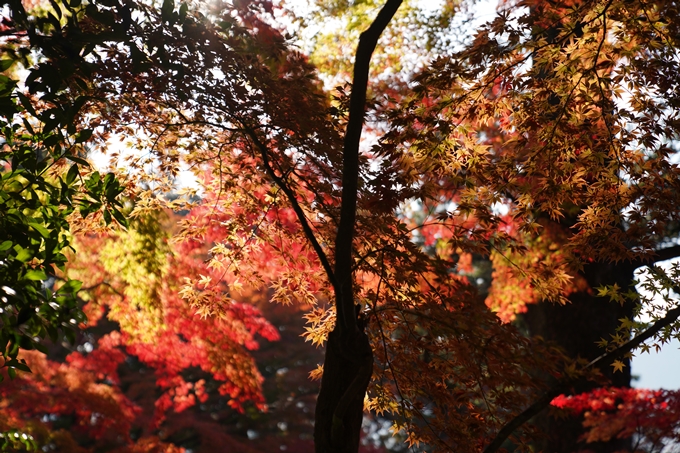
[
  {"left": 75, "top": 128, "right": 92, "bottom": 143},
  {"left": 112, "top": 207, "right": 129, "bottom": 227},
  {"left": 43, "top": 132, "right": 63, "bottom": 148},
  {"left": 25, "top": 269, "right": 47, "bottom": 281},
  {"left": 12, "top": 362, "right": 31, "bottom": 373},
  {"left": 42, "top": 116, "right": 61, "bottom": 134},
  {"left": 17, "top": 335, "right": 33, "bottom": 350},
  {"left": 56, "top": 279, "right": 82, "bottom": 294},
  {"left": 161, "top": 0, "right": 174, "bottom": 22},
  {"left": 16, "top": 307, "right": 33, "bottom": 325},
  {"left": 17, "top": 93, "right": 37, "bottom": 117},
  {"left": 14, "top": 246, "right": 33, "bottom": 263},
  {"left": 28, "top": 222, "right": 50, "bottom": 238},
  {"left": 64, "top": 328, "right": 76, "bottom": 345},
  {"left": 0, "top": 59, "right": 15, "bottom": 72},
  {"left": 65, "top": 164, "right": 79, "bottom": 185},
  {"left": 87, "top": 171, "right": 101, "bottom": 188},
  {"left": 3, "top": 179, "right": 25, "bottom": 193},
  {"left": 9, "top": 361, "right": 31, "bottom": 373},
  {"left": 0, "top": 241, "right": 12, "bottom": 252},
  {"left": 0, "top": 97, "right": 19, "bottom": 117},
  {"left": 103, "top": 172, "right": 115, "bottom": 186},
  {"left": 0, "top": 74, "right": 17, "bottom": 95},
  {"left": 21, "top": 118, "right": 35, "bottom": 135},
  {"left": 65, "top": 154, "right": 90, "bottom": 166},
  {"left": 34, "top": 342, "right": 48, "bottom": 354}
]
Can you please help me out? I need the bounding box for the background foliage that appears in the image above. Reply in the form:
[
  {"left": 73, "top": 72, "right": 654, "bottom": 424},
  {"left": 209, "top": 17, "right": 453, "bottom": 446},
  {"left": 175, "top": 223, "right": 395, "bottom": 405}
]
[{"left": 1, "top": 0, "right": 680, "bottom": 452}]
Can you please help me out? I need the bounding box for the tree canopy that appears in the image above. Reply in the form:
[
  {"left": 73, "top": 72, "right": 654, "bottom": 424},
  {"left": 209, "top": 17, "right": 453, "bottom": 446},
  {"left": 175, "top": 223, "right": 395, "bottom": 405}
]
[{"left": 1, "top": 0, "right": 680, "bottom": 452}]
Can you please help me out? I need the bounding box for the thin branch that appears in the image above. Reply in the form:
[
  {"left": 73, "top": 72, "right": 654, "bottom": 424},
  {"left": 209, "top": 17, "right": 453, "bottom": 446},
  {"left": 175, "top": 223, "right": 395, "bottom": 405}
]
[
  {"left": 483, "top": 303, "right": 680, "bottom": 453},
  {"left": 334, "top": 0, "right": 402, "bottom": 332},
  {"left": 630, "top": 245, "right": 680, "bottom": 269},
  {"left": 242, "top": 125, "right": 338, "bottom": 292},
  {"left": 64, "top": 278, "right": 126, "bottom": 300}
]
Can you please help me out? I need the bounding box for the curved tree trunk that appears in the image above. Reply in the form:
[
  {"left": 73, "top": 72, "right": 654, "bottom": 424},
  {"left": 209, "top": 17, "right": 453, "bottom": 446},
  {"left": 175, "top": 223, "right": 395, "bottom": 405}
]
[{"left": 311, "top": 2, "right": 402, "bottom": 452}]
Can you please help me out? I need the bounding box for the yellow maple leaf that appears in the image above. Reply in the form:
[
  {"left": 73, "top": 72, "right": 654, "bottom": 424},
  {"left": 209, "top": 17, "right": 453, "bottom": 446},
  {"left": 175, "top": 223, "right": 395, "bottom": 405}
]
[
  {"left": 309, "top": 364, "right": 324, "bottom": 381},
  {"left": 611, "top": 360, "right": 625, "bottom": 373}
]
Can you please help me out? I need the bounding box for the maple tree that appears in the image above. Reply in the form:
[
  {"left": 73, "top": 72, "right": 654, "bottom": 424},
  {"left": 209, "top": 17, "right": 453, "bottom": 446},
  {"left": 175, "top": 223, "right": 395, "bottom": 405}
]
[{"left": 2, "top": 0, "right": 680, "bottom": 452}]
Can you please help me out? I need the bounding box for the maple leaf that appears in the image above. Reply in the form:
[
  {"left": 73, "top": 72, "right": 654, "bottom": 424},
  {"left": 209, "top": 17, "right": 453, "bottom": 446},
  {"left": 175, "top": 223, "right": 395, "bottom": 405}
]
[
  {"left": 309, "top": 364, "right": 324, "bottom": 381},
  {"left": 611, "top": 360, "right": 626, "bottom": 373}
]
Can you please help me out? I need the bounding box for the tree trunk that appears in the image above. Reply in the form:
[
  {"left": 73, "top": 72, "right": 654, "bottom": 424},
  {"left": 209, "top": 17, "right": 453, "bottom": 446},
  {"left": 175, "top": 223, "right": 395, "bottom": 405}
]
[
  {"left": 314, "top": 327, "right": 373, "bottom": 453},
  {"left": 312, "top": 2, "right": 401, "bottom": 452},
  {"left": 523, "top": 260, "right": 636, "bottom": 452}
]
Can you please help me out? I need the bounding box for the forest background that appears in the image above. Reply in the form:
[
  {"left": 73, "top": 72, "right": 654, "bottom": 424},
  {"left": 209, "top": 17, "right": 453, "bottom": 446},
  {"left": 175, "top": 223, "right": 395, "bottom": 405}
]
[{"left": 1, "top": 0, "right": 680, "bottom": 452}]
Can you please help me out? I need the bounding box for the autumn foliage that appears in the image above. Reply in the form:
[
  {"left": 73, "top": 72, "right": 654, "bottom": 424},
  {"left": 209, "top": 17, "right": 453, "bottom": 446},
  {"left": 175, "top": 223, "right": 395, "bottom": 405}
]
[
  {"left": 552, "top": 388, "right": 680, "bottom": 449},
  {"left": 1, "top": 0, "right": 680, "bottom": 452}
]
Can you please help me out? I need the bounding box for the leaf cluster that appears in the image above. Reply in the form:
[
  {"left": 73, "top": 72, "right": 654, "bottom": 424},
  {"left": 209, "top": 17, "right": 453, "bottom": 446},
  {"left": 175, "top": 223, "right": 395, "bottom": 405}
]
[{"left": 0, "top": 0, "right": 128, "bottom": 379}]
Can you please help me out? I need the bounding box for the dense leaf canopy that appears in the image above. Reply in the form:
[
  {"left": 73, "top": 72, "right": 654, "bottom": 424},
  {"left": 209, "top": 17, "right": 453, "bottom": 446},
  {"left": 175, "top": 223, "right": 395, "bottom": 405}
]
[{"left": 1, "top": 0, "right": 680, "bottom": 452}]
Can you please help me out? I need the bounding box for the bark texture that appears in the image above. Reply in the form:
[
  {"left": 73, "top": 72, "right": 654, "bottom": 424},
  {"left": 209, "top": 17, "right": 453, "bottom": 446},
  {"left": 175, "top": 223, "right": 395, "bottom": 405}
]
[{"left": 314, "top": 328, "right": 373, "bottom": 453}]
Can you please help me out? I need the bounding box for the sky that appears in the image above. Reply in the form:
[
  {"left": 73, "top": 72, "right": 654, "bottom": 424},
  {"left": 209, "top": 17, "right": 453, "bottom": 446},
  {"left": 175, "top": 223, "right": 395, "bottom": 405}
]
[
  {"left": 633, "top": 261, "right": 680, "bottom": 389},
  {"left": 633, "top": 339, "right": 680, "bottom": 389}
]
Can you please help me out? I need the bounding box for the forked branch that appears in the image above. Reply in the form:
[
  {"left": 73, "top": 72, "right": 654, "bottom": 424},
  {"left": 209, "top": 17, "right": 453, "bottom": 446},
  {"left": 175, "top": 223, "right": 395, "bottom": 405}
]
[{"left": 334, "top": 0, "right": 403, "bottom": 332}]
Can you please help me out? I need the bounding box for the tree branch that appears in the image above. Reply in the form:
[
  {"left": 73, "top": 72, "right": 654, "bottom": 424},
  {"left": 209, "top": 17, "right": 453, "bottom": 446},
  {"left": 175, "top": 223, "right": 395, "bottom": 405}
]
[
  {"left": 334, "top": 0, "right": 402, "bottom": 333},
  {"left": 630, "top": 244, "right": 680, "bottom": 269},
  {"left": 483, "top": 303, "right": 680, "bottom": 453},
  {"left": 243, "top": 126, "right": 338, "bottom": 293}
]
